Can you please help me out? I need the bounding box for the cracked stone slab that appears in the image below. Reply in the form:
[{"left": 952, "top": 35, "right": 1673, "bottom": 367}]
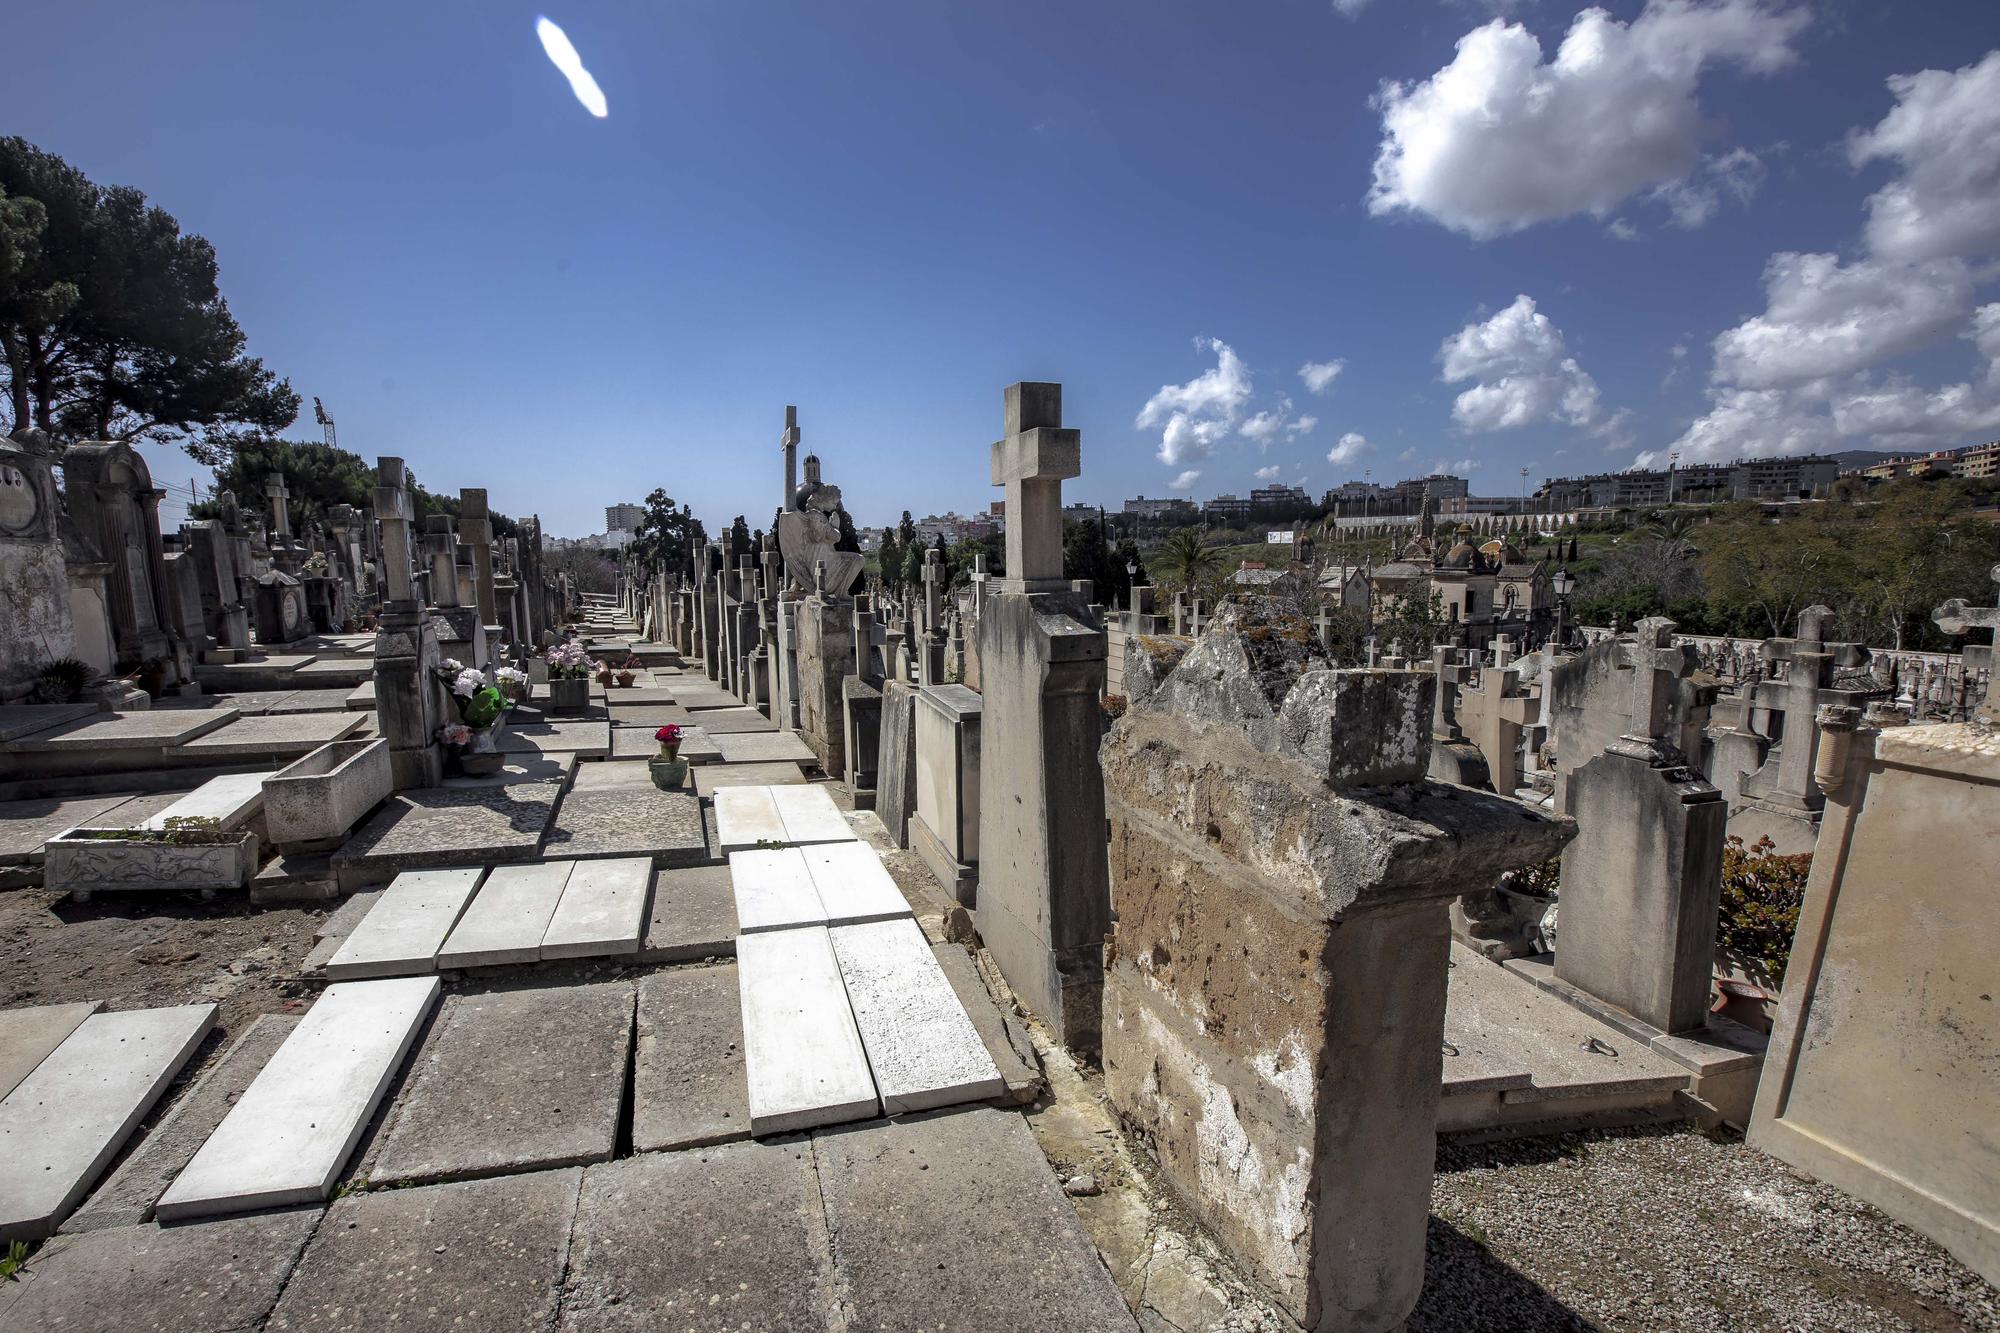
[
  {"left": 437, "top": 861, "right": 571, "bottom": 968},
  {"left": 0, "top": 1208, "right": 319, "bottom": 1333},
  {"left": 266, "top": 1168, "right": 581, "bottom": 1333},
  {"left": 638, "top": 865, "right": 737, "bottom": 963},
  {"left": 174, "top": 711, "right": 364, "bottom": 759},
  {"left": 331, "top": 787, "right": 557, "bottom": 890},
  {"left": 812, "top": 1107, "right": 1140, "bottom": 1331},
  {"left": 563, "top": 1140, "right": 826, "bottom": 1331},
  {"left": 542, "top": 857, "right": 652, "bottom": 959},
  {"left": 543, "top": 786, "right": 710, "bottom": 866},
  {"left": 633, "top": 965, "right": 750, "bottom": 1152},
  {"left": 372, "top": 982, "right": 633, "bottom": 1186},
  {"left": 324, "top": 869, "right": 484, "bottom": 980},
  {"left": 3, "top": 709, "right": 240, "bottom": 752}
]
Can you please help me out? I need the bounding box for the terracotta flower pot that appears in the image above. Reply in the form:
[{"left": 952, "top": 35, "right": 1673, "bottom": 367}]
[{"left": 616, "top": 671, "right": 636, "bottom": 688}]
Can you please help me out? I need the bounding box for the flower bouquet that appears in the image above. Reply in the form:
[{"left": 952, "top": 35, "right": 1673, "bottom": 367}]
[
  {"left": 432, "top": 659, "right": 508, "bottom": 774},
  {"left": 494, "top": 664, "right": 529, "bottom": 703},
  {"left": 544, "top": 640, "right": 596, "bottom": 715},
  {"left": 649, "top": 723, "right": 689, "bottom": 790}
]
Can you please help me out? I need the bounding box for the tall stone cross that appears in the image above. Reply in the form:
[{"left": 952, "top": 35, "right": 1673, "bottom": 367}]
[
  {"left": 969, "top": 552, "right": 988, "bottom": 619},
  {"left": 1619, "top": 617, "right": 1694, "bottom": 761},
  {"left": 1753, "top": 604, "right": 1869, "bottom": 803},
  {"left": 1933, "top": 562, "right": 2000, "bottom": 722},
  {"left": 372, "top": 458, "right": 416, "bottom": 605},
  {"left": 265, "top": 473, "right": 291, "bottom": 540},
  {"left": 991, "top": 382, "right": 1080, "bottom": 595},
  {"left": 1364, "top": 635, "right": 1380, "bottom": 668},
  {"left": 458, "top": 488, "right": 497, "bottom": 627},
  {"left": 1430, "top": 644, "right": 1471, "bottom": 741},
  {"left": 921, "top": 548, "right": 943, "bottom": 635},
  {"left": 781, "top": 405, "right": 800, "bottom": 513}
]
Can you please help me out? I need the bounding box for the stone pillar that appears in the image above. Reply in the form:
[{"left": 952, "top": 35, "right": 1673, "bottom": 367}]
[
  {"left": 1101, "top": 601, "right": 1574, "bottom": 1332},
  {"left": 424, "top": 516, "right": 460, "bottom": 608},
  {"left": 1555, "top": 618, "right": 1727, "bottom": 1036},
  {"left": 795, "top": 588, "right": 855, "bottom": 775},
  {"left": 372, "top": 458, "right": 447, "bottom": 790},
  {"left": 975, "top": 383, "right": 1110, "bottom": 1051},
  {"left": 911, "top": 683, "right": 982, "bottom": 902},
  {"left": 458, "top": 488, "right": 497, "bottom": 633},
  {"left": 734, "top": 554, "right": 761, "bottom": 703},
  {"left": 875, "top": 679, "right": 920, "bottom": 847},
  {"left": 843, "top": 678, "right": 883, "bottom": 808}
]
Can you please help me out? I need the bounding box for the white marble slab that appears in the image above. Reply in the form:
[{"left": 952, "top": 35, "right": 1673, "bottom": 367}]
[
  {"left": 0, "top": 1004, "right": 216, "bottom": 1240},
  {"left": 136, "top": 770, "right": 275, "bottom": 833},
  {"left": 541, "top": 857, "right": 652, "bottom": 959},
  {"left": 713, "top": 786, "right": 787, "bottom": 855},
  {"left": 736, "top": 927, "right": 879, "bottom": 1135},
  {"left": 801, "top": 842, "right": 911, "bottom": 927},
  {"left": 769, "top": 784, "right": 858, "bottom": 846},
  {"left": 729, "top": 848, "right": 826, "bottom": 934},
  {"left": 438, "top": 861, "right": 573, "bottom": 968},
  {"left": 323, "top": 868, "right": 485, "bottom": 980},
  {"left": 831, "top": 919, "right": 1004, "bottom": 1115},
  {"left": 0, "top": 1000, "right": 102, "bottom": 1103},
  {"left": 155, "top": 978, "right": 438, "bottom": 1220}
]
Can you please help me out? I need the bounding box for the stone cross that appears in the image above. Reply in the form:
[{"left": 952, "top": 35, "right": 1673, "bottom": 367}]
[
  {"left": 781, "top": 405, "right": 800, "bottom": 512},
  {"left": 1190, "top": 597, "right": 1204, "bottom": 637},
  {"left": 1750, "top": 604, "right": 1870, "bottom": 804},
  {"left": 265, "top": 473, "right": 291, "bottom": 541},
  {"left": 1314, "top": 607, "right": 1331, "bottom": 653},
  {"left": 372, "top": 458, "right": 416, "bottom": 605},
  {"left": 1933, "top": 562, "right": 2000, "bottom": 722},
  {"left": 458, "top": 488, "right": 497, "bottom": 627},
  {"left": 922, "top": 548, "right": 943, "bottom": 635},
  {"left": 1492, "top": 634, "right": 1516, "bottom": 670},
  {"left": 1620, "top": 617, "right": 1693, "bottom": 756},
  {"left": 969, "top": 551, "right": 989, "bottom": 619},
  {"left": 1365, "top": 635, "right": 1380, "bottom": 668},
  {"left": 814, "top": 559, "right": 827, "bottom": 596},
  {"left": 991, "top": 381, "right": 1080, "bottom": 594},
  {"left": 1430, "top": 644, "right": 1471, "bottom": 741}
]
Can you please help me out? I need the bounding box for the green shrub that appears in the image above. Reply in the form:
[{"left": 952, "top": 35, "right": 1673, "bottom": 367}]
[{"left": 1717, "top": 835, "right": 1811, "bottom": 985}]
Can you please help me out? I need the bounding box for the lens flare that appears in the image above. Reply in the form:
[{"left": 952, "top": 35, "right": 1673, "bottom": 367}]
[{"left": 535, "top": 16, "right": 608, "bottom": 118}]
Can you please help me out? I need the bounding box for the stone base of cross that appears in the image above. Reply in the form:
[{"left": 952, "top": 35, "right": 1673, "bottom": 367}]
[{"left": 991, "top": 382, "right": 1080, "bottom": 596}]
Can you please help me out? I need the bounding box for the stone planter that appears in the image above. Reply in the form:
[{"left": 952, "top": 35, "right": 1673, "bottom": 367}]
[
  {"left": 266, "top": 738, "right": 393, "bottom": 851},
  {"left": 649, "top": 754, "right": 689, "bottom": 790},
  {"left": 47, "top": 829, "right": 259, "bottom": 902},
  {"left": 457, "top": 721, "right": 507, "bottom": 776},
  {"left": 548, "top": 676, "right": 590, "bottom": 715}
]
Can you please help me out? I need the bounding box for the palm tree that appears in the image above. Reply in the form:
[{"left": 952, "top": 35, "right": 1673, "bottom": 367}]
[{"left": 1155, "top": 526, "right": 1228, "bottom": 598}]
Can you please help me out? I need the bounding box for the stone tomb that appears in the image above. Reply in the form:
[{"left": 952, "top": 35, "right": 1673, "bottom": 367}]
[{"left": 911, "top": 682, "right": 982, "bottom": 904}]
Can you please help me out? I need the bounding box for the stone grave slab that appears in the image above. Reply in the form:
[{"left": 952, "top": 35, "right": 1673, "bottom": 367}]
[
  {"left": 692, "top": 759, "right": 808, "bottom": 798},
  {"left": 313, "top": 889, "right": 382, "bottom": 940},
  {"left": 437, "top": 861, "right": 572, "bottom": 967},
  {"left": 344, "top": 679, "right": 375, "bottom": 710},
  {"left": 0, "top": 1003, "right": 217, "bottom": 1240},
  {"left": 330, "top": 786, "right": 558, "bottom": 891},
  {"left": 714, "top": 785, "right": 787, "bottom": 853},
  {"left": 436, "top": 753, "right": 574, "bottom": 790},
  {"left": 372, "top": 982, "right": 632, "bottom": 1186},
  {"left": 831, "top": 918, "right": 1004, "bottom": 1114},
  {"left": 563, "top": 1140, "right": 825, "bottom": 1331},
  {"left": 632, "top": 965, "right": 750, "bottom": 1152},
  {"left": 932, "top": 943, "right": 1041, "bottom": 1105},
  {"left": 605, "top": 703, "right": 694, "bottom": 728},
  {"left": 64, "top": 1015, "right": 299, "bottom": 1232},
  {"left": 0, "top": 702, "right": 97, "bottom": 742},
  {"left": 685, "top": 705, "right": 778, "bottom": 735},
  {"left": 156, "top": 689, "right": 298, "bottom": 715},
  {"left": 289, "top": 658, "right": 373, "bottom": 686},
  {"left": 135, "top": 769, "right": 273, "bottom": 832},
  {"left": 3, "top": 708, "right": 240, "bottom": 752},
  {"left": 0, "top": 794, "right": 139, "bottom": 866},
  {"left": 0, "top": 1000, "right": 102, "bottom": 1102},
  {"left": 804, "top": 840, "right": 912, "bottom": 926},
  {"left": 605, "top": 686, "right": 679, "bottom": 705},
  {"left": 608, "top": 723, "right": 721, "bottom": 762},
  {"left": 713, "top": 730, "right": 818, "bottom": 765},
  {"left": 266, "top": 688, "right": 364, "bottom": 714},
  {"left": 264, "top": 1168, "right": 581, "bottom": 1333},
  {"left": 497, "top": 720, "right": 611, "bottom": 759},
  {"left": 176, "top": 711, "right": 363, "bottom": 760},
  {"left": 324, "top": 868, "right": 485, "bottom": 980},
  {"left": 736, "top": 926, "right": 878, "bottom": 1134},
  {"left": 543, "top": 785, "right": 709, "bottom": 867},
  {"left": 0, "top": 1208, "right": 320, "bottom": 1333},
  {"left": 568, "top": 758, "right": 656, "bottom": 790},
  {"left": 156, "top": 977, "right": 440, "bottom": 1220},
  {"left": 772, "top": 782, "right": 860, "bottom": 846},
  {"left": 813, "top": 1108, "right": 1140, "bottom": 1332},
  {"left": 731, "top": 847, "right": 825, "bottom": 933},
  {"left": 542, "top": 857, "right": 652, "bottom": 958},
  {"left": 638, "top": 865, "right": 738, "bottom": 963},
  {"left": 672, "top": 688, "right": 744, "bottom": 712}
]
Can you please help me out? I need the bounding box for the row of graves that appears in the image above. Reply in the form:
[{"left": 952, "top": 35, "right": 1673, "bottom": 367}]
[
  {"left": 0, "top": 443, "right": 1154, "bottom": 1327},
  {"left": 642, "top": 387, "right": 2000, "bottom": 1329}
]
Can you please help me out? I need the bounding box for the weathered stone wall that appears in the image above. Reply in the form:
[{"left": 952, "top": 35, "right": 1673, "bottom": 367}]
[{"left": 794, "top": 595, "right": 854, "bottom": 776}]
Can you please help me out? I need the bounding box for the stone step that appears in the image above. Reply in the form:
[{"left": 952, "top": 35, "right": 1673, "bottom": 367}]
[
  {"left": 802, "top": 841, "right": 911, "bottom": 927},
  {"left": 713, "top": 786, "right": 789, "bottom": 854},
  {"left": 324, "top": 867, "right": 485, "bottom": 980},
  {"left": 155, "top": 977, "right": 440, "bottom": 1220},
  {"left": 541, "top": 857, "right": 652, "bottom": 959},
  {"left": 769, "top": 783, "right": 857, "bottom": 845},
  {"left": 136, "top": 770, "right": 275, "bottom": 833},
  {"left": 437, "top": 861, "right": 572, "bottom": 968},
  {"left": 730, "top": 848, "right": 826, "bottom": 933},
  {"left": 831, "top": 918, "right": 1005, "bottom": 1114},
  {"left": 0, "top": 1000, "right": 103, "bottom": 1102},
  {"left": 736, "top": 927, "right": 879, "bottom": 1135},
  {"left": 0, "top": 1003, "right": 217, "bottom": 1241}
]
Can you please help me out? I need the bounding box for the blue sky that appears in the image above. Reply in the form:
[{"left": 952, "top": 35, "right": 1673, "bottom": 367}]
[{"left": 10, "top": 0, "right": 1999, "bottom": 534}]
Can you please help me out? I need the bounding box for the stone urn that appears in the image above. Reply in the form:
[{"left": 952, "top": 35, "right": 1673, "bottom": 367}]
[
  {"left": 548, "top": 676, "right": 590, "bottom": 715},
  {"left": 649, "top": 747, "right": 688, "bottom": 790}
]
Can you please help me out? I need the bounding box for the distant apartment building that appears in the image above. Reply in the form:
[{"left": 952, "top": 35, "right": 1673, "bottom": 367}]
[
  {"left": 1862, "top": 442, "right": 2000, "bottom": 482},
  {"left": 914, "top": 511, "right": 998, "bottom": 546},
  {"left": 1203, "top": 494, "right": 1253, "bottom": 521},
  {"left": 1063, "top": 502, "right": 1101, "bottom": 524},
  {"left": 1249, "top": 484, "right": 1312, "bottom": 510},
  {"left": 1124, "top": 495, "right": 1199, "bottom": 521},
  {"left": 604, "top": 502, "right": 645, "bottom": 535},
  {"left": 1535, "top": 456, "right": 1833, "bottom": 508}
]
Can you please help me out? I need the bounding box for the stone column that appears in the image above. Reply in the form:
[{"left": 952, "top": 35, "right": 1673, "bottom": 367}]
[
  {"left": 458, "top": 488, "right": 497, "bottom": 636},
  {"left": 734, "top": 554, "right": 762, "bottom": 704},
  {"left": 1555, "top": 618, "right": 1727, "bottom": 1035},
  {"left": 1101, "top": 601, "right": 1573, "bottom": 1332},
  {"left": 796, "top": 575, "right": 856, "bottom": 775},
  {"left": 424, "top": 516, "right": 460, "bottom": 608},
  {"left": 371, "top": 458, "right": 447, "bottom": 790},
  {"left": 975, "top": 383, "right": 1110, "bottom": 1052}
]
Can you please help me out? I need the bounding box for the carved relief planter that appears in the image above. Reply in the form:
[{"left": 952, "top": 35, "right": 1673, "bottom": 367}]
[
  {"left": 46, "top": 829, "right": 259, "bottom": 903},
  {"left": 548, "top": 677, "right": 590, "bottom": 715}
]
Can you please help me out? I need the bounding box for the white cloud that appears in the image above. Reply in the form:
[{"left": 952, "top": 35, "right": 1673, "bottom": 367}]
[
  {"left": 1168, "top": 469, "right": 1202, "bottom": 492},
  {"left": 1293, "top": 414, "right": 1319, "bottom": 435},
  {"left": 1435, "top": 456, "right": 1480, "bottom": 473},
  {"left": 1848, "top": 51, "right": 2000, "bottom": 264},
  {"left": 1974, "top": 303, "right": 2000, "bottom": 385},
  {"left": 1327, "top": 432, "right": 1370, "bottom": 466},
  {"left": 1137, "top": 338, "right": 1253, "bottom": 466},
  {"left": 1332, "top": 0, "right": 1373, "bottom": 16},
  {"left": 1439, "top": 295, "right": 1602, "bottom": 431},
  {"left": 1606, "top": 218, "right": 1642, "bottom": 242},
  {"left": 1299, "top": 359, "right": 1346, "bottom": 394},
  {"left": 1254, "top": 465, "right": 1282, "bottom": 481},
  {"left": 1240, "top": 398, "right": 1321, "bottom": 446},
  {"left": 1710, "top": 252, "right": 1975, "bottom": 389},
  {"left": 1368, "top": 2, "right": 1808, "bottom": 239},
  {"left": 1652, "top": 146, "right": 1771, "bottom": 229}
]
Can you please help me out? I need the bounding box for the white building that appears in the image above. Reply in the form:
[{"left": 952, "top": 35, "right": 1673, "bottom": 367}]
[{"left": 604, "top": 502, "right": 645, "bottom": 535}]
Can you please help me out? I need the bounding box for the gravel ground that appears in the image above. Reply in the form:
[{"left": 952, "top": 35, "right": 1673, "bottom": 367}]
[{"left": 1415, "top": 1124, "right": 1998, "bottom": 1332}]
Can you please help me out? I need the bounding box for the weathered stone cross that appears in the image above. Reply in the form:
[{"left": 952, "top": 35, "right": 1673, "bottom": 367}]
[
  {"left": 372, "top": 458, "right": 416, "bottom": 606},
  {"left": 1752, "top": 604, "right": 1870, "bottom": 802},
  {"left": 922, "top": 547, "right": 943, "bottom": 634},
  {"left": 1430, "top": 644, "right": 1472, "bottom": 741},
  {"left": 991, "top": 382, "right": 1080, "bottom": 595},
  {"left": 1619, "top": 616, "right": 1694, "bottom": 760},
  {"left": 1934, "top": 562, "right": 2000, "bottom": 721},
  {"left": 265, "top": 473, "right": 291, "bottom": 540}
]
